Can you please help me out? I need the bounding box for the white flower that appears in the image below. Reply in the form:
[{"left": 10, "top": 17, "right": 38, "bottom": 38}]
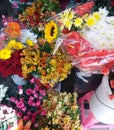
[
  {"left": 81, "top": 8, "right": 114, "bottom": 51},
  {"left": 0, "top": 84, "right": 8, "bottom": 103},
  {"left": 20, "top": 29, "right": 37, "bottom": 44}
]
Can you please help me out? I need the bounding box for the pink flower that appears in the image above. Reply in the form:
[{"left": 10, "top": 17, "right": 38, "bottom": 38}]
[
  {"left": 18, "top": 85, "right": 22, "bottom": 89},
  {"left": 34, "top": 85, "right": 39, "bottom": 91},
  {"left": 23, "top": 115, "right": 29, "bottom": 121},
  {"left": 28, "top": 100, "right": 33, "bottom": 106},
  {"left": 29, "top": 96, "right": 34, "bottom": 101},
  {"left": 36, "top": 100, "right": 41, "bottom": 106},
  {"left": 30, "top": 78, "right": 35, "bottom": 84},
  {"left": 39, "top": 89, "right": 46, "bottom": 96},
  {"left": 19, "top": 98, "right": 24, "bottom": 101},
  {"left": 10, "top": 97, "right": 16, "bottom": 102},
  {"left": 27, "top": 111, "right": 32, "bottom": 116},
  {"left": 41, "top": 110, "right": 47, "bottom": 116},
  {"left": 22, "top": 107, "right": 26, "bottom": 112},
  {"left": 16, "top": 101, "right": 24, "bottom": 108},
  {"left": 26, "top": 89, "right": 33, "bottom": 95},
  {"left": 31, "top": 113, "right": 36, "bottom": 119},
  {"left": 34, "top": 93, "right": 38, "bottom": 98},
  {"left": 34, "top": 123, "right": 39, "bottom": 128},
  {"left": 17, "top": 112, "right": 22, "bottom": 118}
]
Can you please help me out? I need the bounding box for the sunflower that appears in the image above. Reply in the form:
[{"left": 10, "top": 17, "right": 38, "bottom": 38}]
[{"left": 44, "top": 21, "right": 59, "bottom": 43}]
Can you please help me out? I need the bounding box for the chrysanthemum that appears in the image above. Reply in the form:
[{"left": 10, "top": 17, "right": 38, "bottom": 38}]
[
  {"left": 0, "top": 48, "right": 12, "bottom": 59},
  {"left": 86, "top": 16, "right": 96, "bottom": 27},
  {"left": 44, "top": 21, "right": 59, "bottom": 43},
  {"left": 74, "top": 18, "right": 83, "bottom": 27}
]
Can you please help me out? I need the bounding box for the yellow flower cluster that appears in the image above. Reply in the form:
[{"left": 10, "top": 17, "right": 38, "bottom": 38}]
[
  {"left": 60, "top": 8, "right": 101, "bottom": 30},
  {"left": 40, "top": 89, "right": 81, "bottom": 130},
  {"left": 20, "top": 45, "right": 72, "bottom": 87}
]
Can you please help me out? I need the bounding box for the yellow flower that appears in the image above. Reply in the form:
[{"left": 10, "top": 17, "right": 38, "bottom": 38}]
[
  {"left": 63, "top": 19, "right": 73, "bottom": 30},
  {"left": 14, "top": 42, "right": 25, "bottom": 50},
  {"left": 93, "top": 12, "right": 101, "bottom": 21},
  {"left": 86, "top": 16, "right": 96, "bottom": 27},
  {"left": 7, "top": 40, "right": 16, "bottom": 49},
  {"left": 74, "top": 18, "right": 83, "bottom": 27},
  {"left": 44, "top": 21, "right": 59, "bottom": 43},
  {"left": 26, "top": 39, "right": 34, "bottom": 46},
  {"left": 0, "top": 48, "right": 12, "bottom": 59}
]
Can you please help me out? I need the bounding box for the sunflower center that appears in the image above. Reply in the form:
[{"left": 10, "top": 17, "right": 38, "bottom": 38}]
[{"left": 50, "top": 26, "right": 55, "bottom": 36}]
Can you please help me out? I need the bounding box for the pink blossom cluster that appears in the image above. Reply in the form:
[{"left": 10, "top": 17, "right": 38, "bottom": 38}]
[{"left": 10, "top": 77, "right": 50, "bottom": 128}]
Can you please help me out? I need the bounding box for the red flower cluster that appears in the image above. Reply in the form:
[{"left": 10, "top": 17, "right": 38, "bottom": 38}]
[{"left": 0, "top": 50, "right": 22, "bottom": 77}]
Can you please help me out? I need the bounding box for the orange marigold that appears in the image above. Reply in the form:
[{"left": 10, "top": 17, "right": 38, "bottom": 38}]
[{"left": 4, "top": 22, "right": 21, "bottom": 38}]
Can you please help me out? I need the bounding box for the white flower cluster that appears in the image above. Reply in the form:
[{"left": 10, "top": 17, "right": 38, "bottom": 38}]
[
  {"left": 0, "top": 84, "right": 8, "bottom": 103},
  {"left": 81, "top": 8, "right": 114, "bottom": 51},
  {"left": 0, "top": 105, "right": 16, "bottom": 124},
  {"left": 20, "top": 29, "right": 37, "bottom": 44}
]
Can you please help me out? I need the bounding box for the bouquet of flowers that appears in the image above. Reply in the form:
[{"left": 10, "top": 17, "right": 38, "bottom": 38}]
[
  {"left": 36, "top": 89, "right": 81, "bottom": 130},
  {"left": 53, "top": 1, "right": 114, "bottom": 75},
  {"left": 6, "top": 77, "right": 50, "bottom": 129}
]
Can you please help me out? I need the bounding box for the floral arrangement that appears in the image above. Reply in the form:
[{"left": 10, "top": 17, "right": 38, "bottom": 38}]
[
  {"left": 53, "top": 1, "right": 114, "bottom": 75},
  {"left": 4, "top": 77, "right": 49, "bottom": 129},
  {"left": 38, "top": 89, "right": 81, "bottom": 130},
  {"left": 18, "top": 0, "right": 61, "bottom": 32},
  {"left": 0, "top": 20, "right": 37, "bottom": 60},
  {"left": 20, "top": 40, "right": 72, "bottom": 87}
]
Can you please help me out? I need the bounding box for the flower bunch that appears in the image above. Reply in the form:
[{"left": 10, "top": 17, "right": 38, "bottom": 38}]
[
  {"left": 20, "top": 40, "right": 72, "bottom": 87},
  {"left": 0, "top": 50, "right": 22, "bottom": 77},
  {"left": 0, "top": 105, "right": 17, "bottom": 130},
  {"left": 18, "top": 0, "right": 61, "bottom": 32},
  {"left": 81, "top": 8, "right": 114, "bottom": 50},
  {"left": 9, "top": 77, "right": 49, "bottom": 128},
  {"left": 38, "top": 89, "right": 81, "bottom": 130},
  {"left": 0, "top": 21, "right": 37, "bottom": 60},
  {"left": 53, "top": 2, "right": 114, "bottom": 74}
]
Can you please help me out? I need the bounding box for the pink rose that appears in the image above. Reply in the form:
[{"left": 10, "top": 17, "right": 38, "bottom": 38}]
[{"left": 16, "top": 101, "right": 24, "bottom": 108}]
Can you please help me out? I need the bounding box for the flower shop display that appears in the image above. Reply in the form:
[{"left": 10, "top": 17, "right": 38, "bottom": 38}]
[{"left": 52, "top": 1, "right": 114, "bottom": 75}]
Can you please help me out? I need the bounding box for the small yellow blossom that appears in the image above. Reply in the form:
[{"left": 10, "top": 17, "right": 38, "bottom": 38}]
[
  {"left": 86, "top": 16, "right": 96, "bottom": 26},
  {"left": 74, "top": 18, "right": 83, "bottom": 27},
  {"left": 26, "top": 39, "right": 34, "bottom": 46},
  {"left": 93, "top": 12, "right": 101, "bottom": 21}
]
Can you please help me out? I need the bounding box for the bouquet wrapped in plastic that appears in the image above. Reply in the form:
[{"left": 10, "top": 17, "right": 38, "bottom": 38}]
[{"left": 53, "top": 1, "right": 114, "bottom": 75}]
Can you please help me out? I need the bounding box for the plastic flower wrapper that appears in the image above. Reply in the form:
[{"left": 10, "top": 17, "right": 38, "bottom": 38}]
[
  {"left": 53, "top": 2, "right": 114, "bottom": 75},
  {"left": 8, "top": 77, "right": 50, "bottom": 129},
  {"left": 0, "top": 20, "right": 37, "bottom": 60},
  {"left": 37, "top": 88, "right": 81, "bottom": 130}
]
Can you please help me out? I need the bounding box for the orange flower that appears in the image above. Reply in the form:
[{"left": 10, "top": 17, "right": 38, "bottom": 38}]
[
  {"left": 16, "top": 119, "right": 32, "bottom": 130},
  {"left": 4, "top": 22, "right": 21, "bottom": 38}
]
